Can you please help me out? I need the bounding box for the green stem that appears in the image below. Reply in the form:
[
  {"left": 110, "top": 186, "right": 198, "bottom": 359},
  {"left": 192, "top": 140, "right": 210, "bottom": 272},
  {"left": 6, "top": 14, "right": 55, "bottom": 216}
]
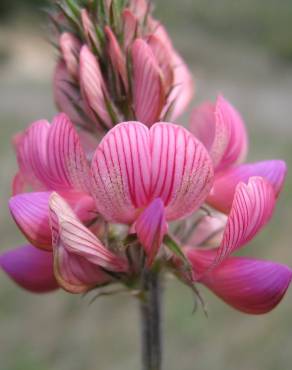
[{"left": 140, "top": 268, "right": 163, "bottom": 370}]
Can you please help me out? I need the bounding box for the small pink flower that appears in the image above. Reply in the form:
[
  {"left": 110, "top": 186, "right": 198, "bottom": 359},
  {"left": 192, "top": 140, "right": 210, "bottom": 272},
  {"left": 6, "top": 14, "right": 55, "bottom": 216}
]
[{"left": 190, "top": 95, "right": 287, "bottom": 213}]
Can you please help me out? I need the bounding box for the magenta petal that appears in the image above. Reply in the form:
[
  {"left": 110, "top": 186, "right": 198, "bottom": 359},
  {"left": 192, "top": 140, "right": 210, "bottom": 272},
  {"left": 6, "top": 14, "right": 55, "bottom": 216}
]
[
  {"left": 135, "top": 198, "right": 168, "bottom": 266},
  {"left": 215, "top": 177, "right": 276, "bottom": 264},
  {"left": 9, "top": 192, "right": 52, "bottom": 250},
  {"left": 132, "top": 39, "right": 165, "bottom": 126},
  {"left": 208, "top": 160, "right": 287, "bottom": 213},
  {"left": 150, "top": 123, "right": 214, "bottom": 220},
  {"left": 91, "top": 121, "right": 151, "bottom": 224},
  {"left": 0, "top": 245, "right": 58, "bottom": 293}
]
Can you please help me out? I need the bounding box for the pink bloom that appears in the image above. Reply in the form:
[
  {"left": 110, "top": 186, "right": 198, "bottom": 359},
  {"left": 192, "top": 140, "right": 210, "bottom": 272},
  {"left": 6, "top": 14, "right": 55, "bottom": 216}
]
[
  {"left": 90, "top": 121, "right": 214, "bottom": 265},
  {"left": 10, "top": 113, "right": 96, "bottom": 249},
  {"left": 190, "top": 95, "right": 287, "bottom": 213},
  {"left": 178, "top": 177, "right": 292, "bottom": 314}
]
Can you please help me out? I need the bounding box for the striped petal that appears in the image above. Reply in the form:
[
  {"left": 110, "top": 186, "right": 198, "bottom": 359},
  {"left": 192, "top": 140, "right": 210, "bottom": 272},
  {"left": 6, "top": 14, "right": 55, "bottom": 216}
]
[
  {"left": 0, "top": 245, "right": 58, "bottom": 293},
  {"left": 91, "top": 122, "right": 151, "bottom": 223},
  {"left": 46, "top": 113, "right": 91, "bottom": 192},
  {"left": 190, "top": 95, "right": 248, "bottom": 170},
  {"left": 186, "top": 248, "right": 292, "bottom": 314},
  {"left": 135, "top": 198, "right": 167, "bottom": 266},
  {"left": 215, "top": 177, "right": 276, "bottom": 264},
  {"left": 150, "top": 123, "right": 214, "bottom": 220},
  {"left": 54, "top": 245, "right": 110, "bottom": 294},
  {"left": 79, "top": 45, "right": 113, "bottom": 129},
  {"left": 16, "top": 119, "right": 50, "bottom": 190},
  {"left": 132, "top": 39, "right": 165, "bottom": 126},
  {"left": 59, "top": 32, "right": 81, "bottom": 80},
  {"left": 208, "top": 160, "right": 287, "bottom": 213},
  {"left": 49, "top": 192, "right": 128, "bottom": 272}
]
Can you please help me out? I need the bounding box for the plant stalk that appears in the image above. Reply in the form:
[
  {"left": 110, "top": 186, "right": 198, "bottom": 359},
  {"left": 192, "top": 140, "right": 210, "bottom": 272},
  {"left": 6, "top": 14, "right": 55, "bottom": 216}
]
[{"left": 140, "top": 268, "right": 163, "bottom": 370}]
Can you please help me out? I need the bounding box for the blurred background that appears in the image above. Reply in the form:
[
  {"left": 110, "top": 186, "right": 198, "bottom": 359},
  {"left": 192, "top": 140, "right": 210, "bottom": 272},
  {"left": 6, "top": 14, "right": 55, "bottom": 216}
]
[{"left": 1, "top": 1, "right": 292, "bottom": 369}]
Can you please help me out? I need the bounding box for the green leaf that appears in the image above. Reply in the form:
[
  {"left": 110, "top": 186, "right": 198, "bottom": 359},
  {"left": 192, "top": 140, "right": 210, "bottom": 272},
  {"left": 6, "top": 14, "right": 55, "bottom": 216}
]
[
  {"left": 163, "top": 234, "right": 189, "bottom": 266},
  {"left": 65, "top": 0, "right": 81, "bottom": 20}
]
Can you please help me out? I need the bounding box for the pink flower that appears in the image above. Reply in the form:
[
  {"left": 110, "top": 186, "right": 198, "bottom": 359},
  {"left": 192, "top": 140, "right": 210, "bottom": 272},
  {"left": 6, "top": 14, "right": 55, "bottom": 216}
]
[
  {"left": 190, "top": 95, "right": 287, "bottom": 213},
  {"left": 10, "top": 113, "right": 96, "bottom": 249},
  {"left": 181, "top": 177, "right": 292, "bottom": 314}
]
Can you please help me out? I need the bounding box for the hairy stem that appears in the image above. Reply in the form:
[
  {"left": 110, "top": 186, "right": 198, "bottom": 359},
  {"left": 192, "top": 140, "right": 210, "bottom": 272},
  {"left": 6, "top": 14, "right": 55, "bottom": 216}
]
[{"left": 140, "top": 268, "right": 163, "bottom": 370}]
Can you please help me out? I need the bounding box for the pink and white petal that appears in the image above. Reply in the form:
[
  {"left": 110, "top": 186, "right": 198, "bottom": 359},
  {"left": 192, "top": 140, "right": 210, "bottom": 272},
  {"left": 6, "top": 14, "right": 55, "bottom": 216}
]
[
  {"left": 54, "top": 244, "right": 110, "bottom": 294},
  {"left": 122, "top": 9, "right": 138, "bottom": 49},
  {"left": 132, "top": 39, "right": 166, "bottom": 126},
  {"left": 81, "top": 9, "right": 99, "bottom": 51},
  {"left": 135, "top": 198, "right": 168, "bottom": 266},
  {"left": 214, "top": 95, "right": 248, "bottom": 170},
  {"left": 0, "top": 245, "right": 58, "bottom": 293},
  {"left": 130, "top": 0, "right": 149, "bottom": 19},
  {"left": 59, "top": 32, "right": 81, "bottom": 80},
  {"left": 215, "top": 177, "right": 276, "bottom": 264},
  {"left": 46, "top": 113, "right": 91, "bottom": 192},
  {"left": 9, "top": 192, "right": 52, "bottom": 250},
  {"left": 49, "top": 192, "right": 128, "bottom": 272},
  {"left": 105, "top": 26, "right": 128, "bottom": 91},
  {"left": 16, "top": 119, "right": 50, "bottom": 190},
  {"left": 208, "top": 160, "right": 287, "bottom": 214},
  {"left": 91, "top": 122, "right": 151, "bottom": 223},
  {"left": 189, "top": 102, "right": 216, "bottom": 151},
  {"left": 167, "top": 52, "right": 194, "bottom": 121},
  {"left": 79, "top": 45, "right": 113, "bottom": 129},
  {"left": 53, "top": 61, "right": 87, "bottom": 128},
  {"left": 150, "top": 123, "right": 214, "bottom": 220}
]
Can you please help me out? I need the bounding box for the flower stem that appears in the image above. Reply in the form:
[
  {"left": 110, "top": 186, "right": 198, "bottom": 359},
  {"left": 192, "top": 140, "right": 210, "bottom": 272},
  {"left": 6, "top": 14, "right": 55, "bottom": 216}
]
[{"left": 140, "top": 268, "right": 163, "bottom": 370}]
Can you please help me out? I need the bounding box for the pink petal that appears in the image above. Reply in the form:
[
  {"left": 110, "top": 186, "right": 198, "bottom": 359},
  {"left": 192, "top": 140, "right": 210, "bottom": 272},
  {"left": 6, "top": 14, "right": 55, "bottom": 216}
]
[
  {"left": 187, "top": 248, "right": 292, "bottom": 314},
  {"left": 132, "top": 39, "right": 165, "bottom": 126},
  {"left": 105, "top": 26, "right": 128, "bottom": 91},
  {"left": 150, "top": 123, "right": 214, "bottom": 220},
  {"left": 16, "top": 119, "right": 50, "bottom": 190},
  {"left": 0, "top": 245, "right": 58, "bottom": 293},
  {"left": 81, "top": 9, "right": 99, "bottom": 51},
  {"left": 215, "top": 177, "right": 276, "bottom": 264},
  {"left": 91, "top": 121, "right": 151, "bottom": 223},
  {"left": 12, "top": 171, "right": 29, "bottom": 195},
  {"left": 79, "top": 45, "right": 113, "bottom": 129},
  {"left": 54, "top": 244, "right": 110, "bottom": 294},
  {"left": 208, "top": 160, "right": 287, "bottom": 213},
  {"left": 53, "top": 61, "right": 87, "bottom": 128},
  {"left": 46, "top": 113, "right": 91, "bottom": 192},
  {"left": 122, "top": 9, "right": 138, "bottom": 49},
  {"left": 130, "top": 0, "right": 149, "bottom": 19},
  {"left": 59, "top": 32, "right": 81, "bottom": 80},
  {"left": 146, "top": 34, "right": 174, "bottom": 93},
  {"left": 135, "top": 198, "right": 168, "bottom": 266},
  {"left": 49, "top": 192, "right": 128, "bottom": 273},
  {"left": 9, "top": 191, "right": 96, "bottom": 250},
  {"left": 189, "top": 102, "right": 215, "bottom": 151},
  {"left": 190, "top": 95, "right": 248, "bottom": 170},
  {"left": 167, "top": 52, "right": 194, "bottom": 121},
  {"left": 9, "top": 192, "right": 52, "bottom": 250}
]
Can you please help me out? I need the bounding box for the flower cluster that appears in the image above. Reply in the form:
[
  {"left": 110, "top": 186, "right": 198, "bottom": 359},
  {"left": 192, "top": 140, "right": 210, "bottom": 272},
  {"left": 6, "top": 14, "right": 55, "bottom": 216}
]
[
  {"left": 1, "top": 0, "right": 291, "bottom": 315},
  {"left": 51, "top": 0, "right": 193, "bottom": 132}
]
